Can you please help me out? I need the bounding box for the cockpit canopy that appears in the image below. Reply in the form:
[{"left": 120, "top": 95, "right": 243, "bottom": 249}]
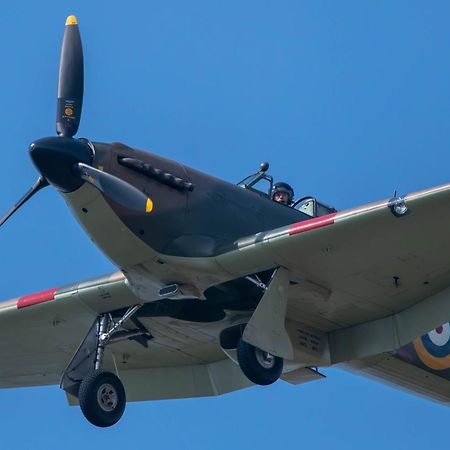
[{"left": 237, "top": 162, "right": 336, "bottom": 218}]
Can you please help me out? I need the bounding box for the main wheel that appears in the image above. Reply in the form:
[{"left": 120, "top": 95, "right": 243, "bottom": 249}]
[
  {"left": 237, "top": 338, "right": 283, "bottom": 385},
  {"left": 78, "top": 370, "right": 126, "bottom": 427}
]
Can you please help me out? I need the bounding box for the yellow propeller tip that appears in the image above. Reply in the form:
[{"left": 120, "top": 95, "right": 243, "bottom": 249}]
[
  {"left": 146, "top": 198, "right": 154, "bottom": 213},
  {"left": 65, "top": 15, "right": 78, "bottom": 26}
]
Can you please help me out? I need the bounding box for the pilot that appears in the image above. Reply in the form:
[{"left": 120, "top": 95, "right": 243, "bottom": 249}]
[{"left": 271, "top": 182, "right": 294, "bottom": 206}]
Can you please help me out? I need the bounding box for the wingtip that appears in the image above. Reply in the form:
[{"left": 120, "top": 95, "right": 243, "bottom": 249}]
[{"left": 65, "top": 15, "right": 78, "bottom": 26}]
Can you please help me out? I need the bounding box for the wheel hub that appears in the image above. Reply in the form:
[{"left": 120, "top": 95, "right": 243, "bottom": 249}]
[
  {"left": 97, "top": 383, "right": 118, "bottom": 412},
  {"left": 255, "top": 348, "right": 276, "bottom": 369}
]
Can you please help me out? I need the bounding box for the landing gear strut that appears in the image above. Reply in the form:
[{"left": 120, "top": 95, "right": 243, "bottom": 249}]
[{"left": 60, "top": 304, "right": 149, "bottom": 427}]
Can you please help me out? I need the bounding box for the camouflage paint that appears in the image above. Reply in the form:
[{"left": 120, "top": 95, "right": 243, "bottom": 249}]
[{"left": 87, "top": 142, "right": 312, "bottom": 257}]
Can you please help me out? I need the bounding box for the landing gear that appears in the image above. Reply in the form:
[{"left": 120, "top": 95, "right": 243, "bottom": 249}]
[
  {"left": 60, "top": 304, "right": 150, "bottom": 427},
  {"left": 79, "top": 370, "right": 126, "bottom": 428},
  {"left": 237, "top": 338, "right": 283, "bottom": 385},
  {"left": 232, "top": 267, "right": 292, "bottom": 385}
]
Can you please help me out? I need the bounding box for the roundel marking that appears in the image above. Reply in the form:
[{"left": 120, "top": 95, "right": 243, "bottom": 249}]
[
  {"left": 413, "top": 322, "right": 450, "bottom": 370},
  {"left": 428, "top": 324, "right": 449, "bottom": 347}
]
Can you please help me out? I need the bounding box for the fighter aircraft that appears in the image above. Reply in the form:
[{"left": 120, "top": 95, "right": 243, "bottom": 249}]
[{"left": 1, "top": 16, "right": 449, "bottom": 428}]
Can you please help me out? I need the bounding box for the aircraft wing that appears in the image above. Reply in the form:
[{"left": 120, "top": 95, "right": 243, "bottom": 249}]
[
  {"left": 215, "top": 182, "right": 450, "bottom": 403},
  {"left": 2, "top": 183, "right": 450, "bottom": 406},
  {"left": 0, "top": 272, "right": 251, "bottom": 402}
]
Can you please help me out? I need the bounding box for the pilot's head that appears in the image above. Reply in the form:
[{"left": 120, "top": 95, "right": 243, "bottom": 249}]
[{"left": 271, "top": 182, "right": 294, "bottom": 205}]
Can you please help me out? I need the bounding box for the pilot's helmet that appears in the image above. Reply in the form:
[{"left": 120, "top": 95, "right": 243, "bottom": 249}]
[{"left": 271, "top": 182, "right": 294, "bottom": 204}]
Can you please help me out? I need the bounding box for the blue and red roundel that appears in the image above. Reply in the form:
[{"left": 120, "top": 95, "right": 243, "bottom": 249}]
[{"left": 413, "top": 322, "right": 450, "bottom": 370}]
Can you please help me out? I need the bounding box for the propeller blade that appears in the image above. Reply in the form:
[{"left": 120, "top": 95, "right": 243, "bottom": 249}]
[
  {"left": 0, "top": 177, "right": 49, "bottom": 228},
  {"left": 56, "top": 15, "right": 84, "bottom": 138},
  {"left": 74, "top": 163, "right": 153, "bottom": 213}
]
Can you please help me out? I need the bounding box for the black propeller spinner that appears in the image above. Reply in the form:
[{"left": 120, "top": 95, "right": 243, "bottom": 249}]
[{"left": 1, "top": 16, "right": 150, "bottom": 228}]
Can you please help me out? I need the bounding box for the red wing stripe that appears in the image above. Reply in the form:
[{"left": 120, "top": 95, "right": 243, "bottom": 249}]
[
  {"left": 289, "top": 213, "right": 336, "bottom": 236},
  {"left": 17, "top": 288, "right": 58, "bottom": 309}
]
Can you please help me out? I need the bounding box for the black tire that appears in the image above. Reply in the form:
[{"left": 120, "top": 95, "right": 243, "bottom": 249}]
[
  {"left": 78, "top": 370, "right": 126, "bottom": 427},
  {"left": 237, "top": 338, "right": 283, "bottom": 385}
]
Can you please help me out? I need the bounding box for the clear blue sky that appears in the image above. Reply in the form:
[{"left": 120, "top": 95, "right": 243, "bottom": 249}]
[{"left": 0, "top": 1, "right": 449, "bottom": 448}]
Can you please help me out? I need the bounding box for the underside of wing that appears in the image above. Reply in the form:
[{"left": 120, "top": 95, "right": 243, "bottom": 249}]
[
  {"left": 216, "top": 183, "right": 450, "bottom": 338},
  {"left": 213, "top": 183, "right": 450, "bottom": 403},
  {"left": 341, "top": 352, "right": 450, "bottom": 405},
  {"left": 0, "top": 273, "right": 252, "bottom": 401},
  {"left": 3, "top": 182, "right": 450, "bottom": 408}
]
